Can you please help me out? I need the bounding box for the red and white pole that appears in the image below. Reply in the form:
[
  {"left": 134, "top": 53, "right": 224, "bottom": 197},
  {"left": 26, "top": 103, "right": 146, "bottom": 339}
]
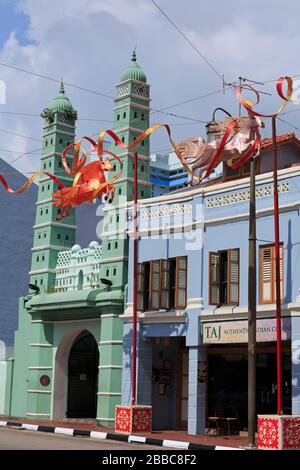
[
  {"left": 272, "top": 116, "right": 283, "bottom": 415},
  {"left": 131, "top": 152, "right": 138, "bottom": 405}
]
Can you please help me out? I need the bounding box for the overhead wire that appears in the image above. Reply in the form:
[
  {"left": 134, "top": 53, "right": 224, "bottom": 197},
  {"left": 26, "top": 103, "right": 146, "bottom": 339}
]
[{"left": 149, "top": 0, "right": 225, "bottom": 83}]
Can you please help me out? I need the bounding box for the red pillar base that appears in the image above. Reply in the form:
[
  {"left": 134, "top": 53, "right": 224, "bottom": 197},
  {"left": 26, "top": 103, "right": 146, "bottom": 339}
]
[
  {"left": 115, "top": 405, "right": 152, "bottom": 434},
  {"left": 258, "top": 415, "right": 300, "bottom": 449}
]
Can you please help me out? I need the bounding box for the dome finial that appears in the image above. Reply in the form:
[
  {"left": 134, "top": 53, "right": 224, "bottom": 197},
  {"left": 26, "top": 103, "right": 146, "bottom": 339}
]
[
  {"left": 132, "top": 47, "right": 137, "bottom": 62},
  {"left": 60, "top": 77, "right": 65, "bottom": 94}
]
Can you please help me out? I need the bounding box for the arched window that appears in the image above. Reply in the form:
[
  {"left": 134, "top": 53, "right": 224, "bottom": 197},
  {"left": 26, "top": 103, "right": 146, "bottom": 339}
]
[
  {"left": 134, "top": 111, "right": 137, "bottom": 119},
  {"left": 117, "top": 114, "right": 120, "bottom": 121},
  {"left": 78, "top": 270, "right": 83, "bottom": 290},
  {"left": 123, "top": 112, "right": 126, "bottom": 119}
]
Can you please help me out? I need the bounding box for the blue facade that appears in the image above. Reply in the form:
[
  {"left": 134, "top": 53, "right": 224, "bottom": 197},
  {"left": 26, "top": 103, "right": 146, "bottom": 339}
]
[
  {"left": 122, "top": 140, "right": 300, "bottom": 434},
  {"left": 150, "top": 152, "right": 188, "bottom": 197},
  {"left": 150, "top": 152, "right": 223, "bottom": 197}
]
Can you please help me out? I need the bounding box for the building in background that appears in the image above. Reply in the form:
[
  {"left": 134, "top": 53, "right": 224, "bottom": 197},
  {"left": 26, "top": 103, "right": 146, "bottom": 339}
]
[
  {"left": 150, "top": 152, "right": 222, "bottom": 197},
  {"left": 150, "top": 152, "right": 188, "bottom": 196}
]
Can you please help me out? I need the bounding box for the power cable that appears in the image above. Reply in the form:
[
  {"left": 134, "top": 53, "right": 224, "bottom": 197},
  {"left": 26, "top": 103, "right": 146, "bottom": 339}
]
[{"left": 150, "top": 0, "right": 225, "bottom": 82}]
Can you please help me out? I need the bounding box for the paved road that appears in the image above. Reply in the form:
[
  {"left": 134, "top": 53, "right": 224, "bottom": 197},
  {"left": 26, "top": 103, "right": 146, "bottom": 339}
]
[{"left": 0, "top": 427, "right": 171, "bottom": 450}]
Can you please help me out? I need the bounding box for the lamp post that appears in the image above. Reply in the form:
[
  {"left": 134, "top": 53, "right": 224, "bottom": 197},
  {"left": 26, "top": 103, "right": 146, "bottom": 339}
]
[
  {"left": 272, "top": 116, "right": 283, "bottom": 415},
  {"left": 248, "top": 156, "right": 257, "bottom": 447}
]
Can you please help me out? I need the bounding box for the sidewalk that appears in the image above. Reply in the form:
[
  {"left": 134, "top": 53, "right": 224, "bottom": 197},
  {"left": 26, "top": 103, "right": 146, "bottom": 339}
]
[{"left": 0, "top": 416, "right": 248, "bottom": 449}]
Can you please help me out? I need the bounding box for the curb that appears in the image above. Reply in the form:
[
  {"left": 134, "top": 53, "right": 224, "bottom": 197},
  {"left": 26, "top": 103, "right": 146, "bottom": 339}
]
[{"left": 0, "top": 420, "right": 242, "bottom": 450}]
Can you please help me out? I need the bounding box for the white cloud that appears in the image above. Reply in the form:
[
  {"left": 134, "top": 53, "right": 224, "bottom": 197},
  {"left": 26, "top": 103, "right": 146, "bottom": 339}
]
[{"left": 0, "top": 0, "right": 299, "bottom": 179}]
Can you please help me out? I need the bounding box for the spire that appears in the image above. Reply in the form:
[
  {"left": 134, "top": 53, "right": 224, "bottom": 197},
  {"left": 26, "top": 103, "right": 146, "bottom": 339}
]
[
  {"left": 59, "top": 78, "right": 65, "bottom": 94},
  {"left": 131, "top": 49, "right": 136, "bottom": 62}
]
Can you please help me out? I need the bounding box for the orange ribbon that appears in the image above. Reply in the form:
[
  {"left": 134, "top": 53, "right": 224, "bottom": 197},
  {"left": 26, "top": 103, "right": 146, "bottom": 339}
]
[
  {"left": 0, "top": 171, "right": 64, "bottom": 194},
  {"left": 236, "top": 76, "right": 296, "bottom": 118}
]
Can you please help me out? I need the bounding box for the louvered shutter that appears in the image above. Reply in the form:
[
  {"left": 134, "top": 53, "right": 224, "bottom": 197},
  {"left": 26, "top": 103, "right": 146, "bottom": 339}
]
[
  {"left": 209, "top": 252, "right": 221, "bottom": 305},
  {"left": 260, "top": 246, "right": 273, "bottom": 304},
  {"left": 260, "top": 244, "right": 284, "bottom": 304},
  {"left": 175, "top": 257, "right": 187, "bottom": 309},
  {"left": 228, "top": 249, "right": 239, "bottom": 305},
  {"left": 137, "top": 263, "right": 145, "bottom": 311},
  {"left": 272, "top": 244, "right": 284, "bottom": 304},
  {"left": 150, "top": 260, "right": 160, "bottom": 310},
  {"left": 161, "top": 260, "right": 170, "bottom": 309}
]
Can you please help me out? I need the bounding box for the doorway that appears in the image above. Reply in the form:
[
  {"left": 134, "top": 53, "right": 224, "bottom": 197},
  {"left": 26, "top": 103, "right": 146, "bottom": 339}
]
[
  {"left": 66, "top": 331, "right": 99, "bottom": 418},
  {"left": 151, "top": 337, "right": 188, "bottom": 430},
  {"left": 207, "top": 344, "right": 291, "bottom": 430}
]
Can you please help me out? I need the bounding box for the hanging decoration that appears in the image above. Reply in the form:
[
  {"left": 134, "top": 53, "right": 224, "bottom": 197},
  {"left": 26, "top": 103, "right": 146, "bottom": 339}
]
[
  {"left": 179, "top": 76, "right": 298, "bottom": 183},
  {"left": 0, "top": 76, "right": 297, "bottom": 216}
]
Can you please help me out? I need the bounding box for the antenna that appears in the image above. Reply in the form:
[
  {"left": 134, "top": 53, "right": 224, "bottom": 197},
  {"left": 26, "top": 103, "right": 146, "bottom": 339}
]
[{"left": 239, "top": 76, "right": 272, "bottom": 96}]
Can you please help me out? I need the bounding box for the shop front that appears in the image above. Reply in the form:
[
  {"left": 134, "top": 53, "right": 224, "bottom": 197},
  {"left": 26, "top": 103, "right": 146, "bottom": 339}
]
[{"left": 202, "top": 317, "right": 292, "bottom": 432}]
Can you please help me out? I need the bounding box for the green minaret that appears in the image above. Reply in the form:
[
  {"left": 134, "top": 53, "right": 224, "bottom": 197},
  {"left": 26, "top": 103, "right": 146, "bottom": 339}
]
[
  {"left": 100, "top": 51, "right": 151, "bottom": 290},
  {"left": 29, "top": 82, "right": 77, "bottom": 291}
]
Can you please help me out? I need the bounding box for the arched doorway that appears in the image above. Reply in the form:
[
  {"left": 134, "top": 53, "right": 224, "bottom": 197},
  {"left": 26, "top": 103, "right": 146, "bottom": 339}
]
[{"left": 66, "top": 330, "right": 99, "bottom": 418}]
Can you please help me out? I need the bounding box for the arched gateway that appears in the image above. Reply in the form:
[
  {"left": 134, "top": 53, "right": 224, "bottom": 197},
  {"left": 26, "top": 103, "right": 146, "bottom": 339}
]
[{"left": 53, "top": 329, "right": 99, "bottom": 420}]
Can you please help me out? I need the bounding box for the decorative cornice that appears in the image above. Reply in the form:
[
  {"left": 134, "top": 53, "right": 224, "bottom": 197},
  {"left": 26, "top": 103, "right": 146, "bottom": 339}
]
[
  {"left": 115, "top": 93, "right": 151, "bottom": 103},
  {"left": 206, "top": 182, "right": 289, "bottom": 209},
  {"left": 29, "top": 268, "right": 56, "bottom": 275},
  {"left": 205, "top": 201, "right": 300, "bottom": 227},
  {"left": 140, "top": 202, "right": 192, "bottom": 219},
  {"left": 39, "top": 175, "right": 72, "bottom": 184},
  {"left": 114, "top": 102, "right": 150, "bottom": 112},
  {"left": 113, "top": 126, "right": 148, "bottom": 134},
  {"left": 31, "top": 245, "right": 70, "bottom": 252},
  {"left": 116, "top": 78, "right": 150, "bottom": 88},
  {"left": 33, "top": 222, "right": 76, "bottom": 229},
  {"left": 43, "top": 128, "right": 75, "bottom": 136},
  {"left": 121, "top": 305, "right": 186, "bottom": 324}
]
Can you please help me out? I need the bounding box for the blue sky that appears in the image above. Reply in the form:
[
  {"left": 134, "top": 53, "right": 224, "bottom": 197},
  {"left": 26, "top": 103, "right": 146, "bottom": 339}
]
[
  {"left": 0, "top": 0, "right": 31, "bottom": 47},
  {"left": 0, "top": 0, "right": 300, "bottom": 176}
]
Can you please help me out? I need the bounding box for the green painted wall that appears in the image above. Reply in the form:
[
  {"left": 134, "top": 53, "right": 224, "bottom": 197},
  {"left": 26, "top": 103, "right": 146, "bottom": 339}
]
[
  {"left": 30, "top": 83, "right": 77, "bottom": 292},
  {"left": 10, "top": 298, "right": 31, "bottom": 417}
]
